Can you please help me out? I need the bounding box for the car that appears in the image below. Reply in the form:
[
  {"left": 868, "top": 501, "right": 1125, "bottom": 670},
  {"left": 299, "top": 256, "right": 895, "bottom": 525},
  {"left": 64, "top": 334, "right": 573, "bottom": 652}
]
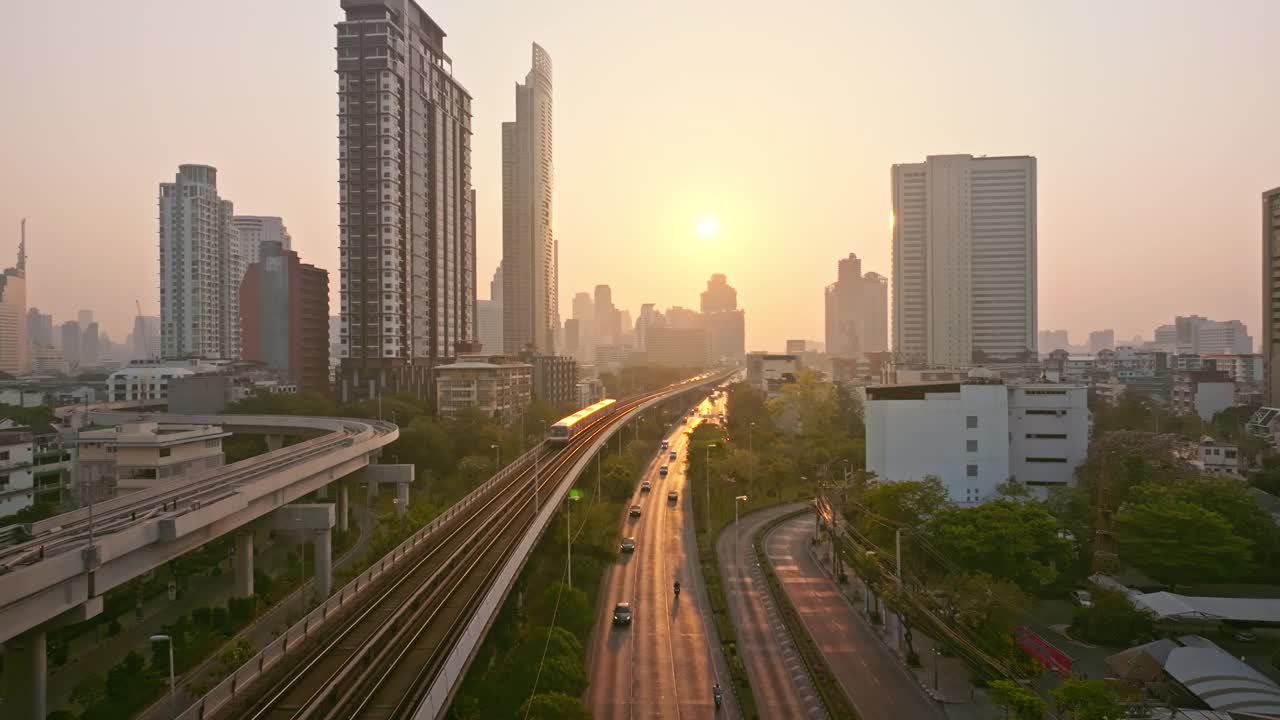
[
  {"left": 669, "top": 451, "right": 677, "bottom": 461},
  {"left": 629, "top": 505, "right": 642, "bottom": 517},
  {"left": 640, "top": 480, "right": 652, "bottom": 492},
  {"left": 1069, "top": 590, "right": 1093, "bottom": 608},
  {"left": 613, "top": 602, "right": 632, "bottom": 626},
  {"left": 661, "top": 440, "right": 669, "bottom": 450},
  {"left": 659, "top": 465, "right": 669, "bottom": 476},
  {"left": 667, "top": 491, "right": 678, "bottom": 502},
  {"left": 620, "top": 537, "right": 636, "bottom": 553}
]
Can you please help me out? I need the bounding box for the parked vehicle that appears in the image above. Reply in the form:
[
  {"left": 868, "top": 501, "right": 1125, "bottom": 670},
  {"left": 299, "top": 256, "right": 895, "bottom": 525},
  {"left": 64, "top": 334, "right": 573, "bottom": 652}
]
[
  {"left": 1221, "top": 620, "right": 1257, "bottom": 642},
  {"left": 1069, "top": 590, "right": 1093, "bottom": 608}
]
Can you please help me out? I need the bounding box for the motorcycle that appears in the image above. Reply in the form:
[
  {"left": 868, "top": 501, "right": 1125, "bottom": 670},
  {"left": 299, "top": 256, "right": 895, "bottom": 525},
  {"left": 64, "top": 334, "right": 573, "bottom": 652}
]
[
  {"left": 714, "top": 685, "right": 722, "bottom": 709},
  {"left": 674, "top": 581, "right": 681, "bottom": 597}
]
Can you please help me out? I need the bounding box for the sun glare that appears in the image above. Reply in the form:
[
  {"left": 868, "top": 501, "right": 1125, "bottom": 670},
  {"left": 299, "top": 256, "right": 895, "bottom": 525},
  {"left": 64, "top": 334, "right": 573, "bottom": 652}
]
[{"left": 697, "top": 215, "right": 720, "bottom": 239}]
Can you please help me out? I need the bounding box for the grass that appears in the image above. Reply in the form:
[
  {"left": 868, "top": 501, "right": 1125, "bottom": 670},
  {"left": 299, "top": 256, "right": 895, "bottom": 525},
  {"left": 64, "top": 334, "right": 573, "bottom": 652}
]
[{"left": 754, "top": 510, "right": 861, "bottom": 719}]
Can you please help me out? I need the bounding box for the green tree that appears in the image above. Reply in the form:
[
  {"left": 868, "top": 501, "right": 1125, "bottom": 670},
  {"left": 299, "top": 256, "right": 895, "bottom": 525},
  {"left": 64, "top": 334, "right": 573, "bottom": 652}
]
[
  {"left": 1116, "top": 484, "right": 1254, "bottom": 585},
  {"left": 939, "top": 572, "right": 1029, "bottom": 641},
  {"left": 69, "top": 671, "right": 107, "bottom": 708},
  {"left": 1052, "top": 678, "right": 1125, "bottom": 720},
  {"left": 849, "top": 477, "right": 950, "bottom": 552},
  {"left": 1069, "top": 588, "right": 1154, "bottom": 645},
  {"left": 927, "top": 499, "right": 1074, "bottom": 590},
  {"left": 518, "top": 692, "right": 592, "bottom": 720},
  {"left": 988, "top": 679, "right": 1045, "bottom": 720},
  {"left": 533, "top": 582, "right": 592, "bottom": 642}
]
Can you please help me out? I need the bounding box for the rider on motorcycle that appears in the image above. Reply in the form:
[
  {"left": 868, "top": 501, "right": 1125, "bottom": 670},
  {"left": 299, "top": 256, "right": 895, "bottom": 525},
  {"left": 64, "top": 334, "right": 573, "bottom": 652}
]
[
  {"left": 674, "top": 580, "right": 681, "bottom": 595},
  {"left": 714, "top": 683, "right": 722, "bottom": 707}
]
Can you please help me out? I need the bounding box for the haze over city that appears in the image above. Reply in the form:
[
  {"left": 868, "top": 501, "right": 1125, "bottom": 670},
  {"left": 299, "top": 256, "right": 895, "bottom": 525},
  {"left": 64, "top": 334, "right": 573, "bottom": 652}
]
[{"left": 4, "top": 0, "right": 1279, "bottom": 349}]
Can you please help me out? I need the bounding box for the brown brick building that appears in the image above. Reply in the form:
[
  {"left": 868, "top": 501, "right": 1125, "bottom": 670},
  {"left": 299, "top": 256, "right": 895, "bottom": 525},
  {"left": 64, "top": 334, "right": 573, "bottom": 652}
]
[{"left": 241, "top": 242, "right": 330, "bottom": 394}]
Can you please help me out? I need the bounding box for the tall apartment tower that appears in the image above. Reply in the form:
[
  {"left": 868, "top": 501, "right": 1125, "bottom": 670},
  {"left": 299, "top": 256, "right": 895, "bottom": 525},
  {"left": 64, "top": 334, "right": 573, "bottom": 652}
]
[
  {"left": 241, "top": 241, "right": 330, "bottom": 394},
  {"left": 337, "top": 0, "right": 477, "bottom": 401},
  {"left": 502, "top": 43, "right": 557, "bottom": 355},
  {"left": 0, "top": 220, "right": 27, "bottom": 374},
  {"left": 159, "top": 164, "right": 241, "bottom": 360},
  {"left": 892, "top": 154, "right": 1037, "bottom": 365},
  {"left": 27, "top": 308, "right": 53, "bottom": 348},
  {"left": 594, "top": 285, "right": 618, "bottom": 346},
  {"left": 1264, "top": 186, "right": 1280, "bottom": 405},
  {"left": 700, "top": 273, "right": 738, "bottom": 314},
  {"left": 233, "top": 216, "right": 292, "bottom": 268}
]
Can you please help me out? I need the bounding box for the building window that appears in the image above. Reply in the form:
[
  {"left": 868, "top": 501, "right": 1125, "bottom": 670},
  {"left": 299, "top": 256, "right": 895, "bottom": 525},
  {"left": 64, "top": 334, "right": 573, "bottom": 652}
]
[
  {"left": 966, "top": 439, "right": 978, "bottom": 452},
  {"left": 966, "top": 416, "right": 978, "bottom": 429},
  {"left": 966, "top": 464, "right": 978, "bottom": 477},
  {"left": 159, "top": 448, "right": 172, "bottom": 458},
  {"left": 1026, "top": 457, "right": 1068, "bottom": 463},
  {"left": 0, "top": 475, "right": 8, "bottom": 489},
  {"left": 0, "top": 451, "right": 8, "bottom": 461},
  {"left": 1026, "top": 409, "right": 1060, "bottom": 416},
  {"left": 1025, "top": 433, "right": 1068, "bottom": 439}
]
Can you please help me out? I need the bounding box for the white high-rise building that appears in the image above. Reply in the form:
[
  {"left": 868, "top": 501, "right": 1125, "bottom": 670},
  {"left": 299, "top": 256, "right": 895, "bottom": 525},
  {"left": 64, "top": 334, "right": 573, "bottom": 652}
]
[
  {"left": 1265, "top": 186, "right": 1280, "bottom": 405},
  {"left": 502, "top": 43, "right": 557, "bottom": 355},
  {"left": 336, "top": 0, "right": 476, "bottom": 401},
  {"left": 0, "top": 220, "right": 27, "bottom": 374},
  {"left": 233, "top": 216, "right": 291, "bottom": 269},
  {"left": 892, "top": 155, "right": 1037, "bottom": 365},
  {"left": 159, "top": 164, "right": 241, "bottom": 360}
]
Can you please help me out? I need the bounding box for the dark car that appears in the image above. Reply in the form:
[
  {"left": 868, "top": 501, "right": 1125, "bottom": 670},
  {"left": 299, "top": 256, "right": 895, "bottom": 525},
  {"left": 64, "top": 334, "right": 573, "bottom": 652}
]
[
  {"left": 620, "top": 537, "right": 636, "bottom": 553},
  {"left": 640, "top": 480, "right": 652, "bottom": 492},
  {"left": 613, "top": 602, "right": 632, "bottom": 626},
  {"left": 667, "top": 491, "right": 678, "bottom": 502},
  {"left": 659, "top": 465, "right": 669, "bottom": 476},
  {"left": 629, "top": 505, "right": 642, "bottom": 517}
]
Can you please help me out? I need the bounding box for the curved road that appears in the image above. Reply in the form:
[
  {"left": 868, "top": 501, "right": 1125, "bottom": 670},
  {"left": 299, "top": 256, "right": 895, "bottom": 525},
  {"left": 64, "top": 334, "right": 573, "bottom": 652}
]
[
  {"left": 716, "top": 504, "right": 826, "bottom": 719},
  {"left": 588, "top": 396, "right": 735, "bottom": 719},
  {"left": 765, "top": 514, "right": 942, "bottom": 720}
]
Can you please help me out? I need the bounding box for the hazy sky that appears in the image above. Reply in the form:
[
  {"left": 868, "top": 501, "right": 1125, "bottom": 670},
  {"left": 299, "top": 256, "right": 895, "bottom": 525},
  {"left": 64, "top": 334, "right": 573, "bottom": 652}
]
[{"left": 2, "top": 0, "right": 1277, "bottom": 351}]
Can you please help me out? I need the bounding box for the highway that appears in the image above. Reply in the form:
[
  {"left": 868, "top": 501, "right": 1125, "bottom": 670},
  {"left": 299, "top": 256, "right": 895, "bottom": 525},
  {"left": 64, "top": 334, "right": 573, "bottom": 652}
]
[
  {"left": 588, "top": 394, "right": 735, "bottom": 719},
  {"left": 765, "top": 514, "right": 942, "bottom": 720}
]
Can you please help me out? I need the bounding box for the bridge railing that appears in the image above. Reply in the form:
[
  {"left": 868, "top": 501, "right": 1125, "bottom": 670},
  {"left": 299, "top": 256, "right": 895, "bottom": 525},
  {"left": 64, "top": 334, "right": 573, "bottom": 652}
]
[{"left": 174, "top": 441, "right": 547, "bottom": 720}]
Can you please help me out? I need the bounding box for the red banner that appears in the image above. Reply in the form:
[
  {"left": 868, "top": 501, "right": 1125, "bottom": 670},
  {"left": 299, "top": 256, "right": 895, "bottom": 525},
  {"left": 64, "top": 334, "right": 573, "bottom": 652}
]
[{"left": 1015, "top": 626, "right": 1073, "bottom": 677}]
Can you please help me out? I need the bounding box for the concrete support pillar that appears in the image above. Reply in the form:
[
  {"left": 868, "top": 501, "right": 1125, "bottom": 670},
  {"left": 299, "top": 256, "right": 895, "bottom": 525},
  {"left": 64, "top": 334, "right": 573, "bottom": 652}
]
[
  {"left": 265, "top": 434, "right": 284, "bottom": 452},
  {"left": 316, "top": 483, "right": 328, "bottom": 500},
  {"left": 234, "top": 531, "right": 254, "bottom": 597},
  {"left": 337, "top": 481, "right": 349, "bottom": 532},
  {"left": 313, "top": 528, "right": 332, "bottom": 597},
  {"left": 3, "top": 629, "right": 47, "bottom": 720},
  {"left": 396, "top": 482, "right": 410, "bottom": 516}
]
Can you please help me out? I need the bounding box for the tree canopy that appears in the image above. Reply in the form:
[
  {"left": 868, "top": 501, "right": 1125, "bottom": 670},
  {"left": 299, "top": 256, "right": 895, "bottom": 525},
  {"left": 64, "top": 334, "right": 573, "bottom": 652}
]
[
  {"left": 1052, "top": 678, "right": 1126, "bottom": 720},
  {"left": 1116, "top": 483, "right": 1255, "bottom": 585},
  {"left": 927, "top": 499, "right": 1075, "bottom": 590}
]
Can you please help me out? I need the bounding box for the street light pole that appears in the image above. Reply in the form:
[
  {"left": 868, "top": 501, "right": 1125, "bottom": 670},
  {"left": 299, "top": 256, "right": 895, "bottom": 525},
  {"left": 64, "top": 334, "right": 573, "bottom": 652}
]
[
  {"left": 734, "top": 495, "right": 749, "bottom": 552},
  {"left": 490, "top": 443, "right": 500, "bottom": 472},
  {"left": 151, "top": 634, "right": 175, "bottom": 718},
  {"left": 705, "top": 443, "right": 716, "bottom": 548},
  {"left": 567, "top": 492, "right": 581, "bottom": 588}
]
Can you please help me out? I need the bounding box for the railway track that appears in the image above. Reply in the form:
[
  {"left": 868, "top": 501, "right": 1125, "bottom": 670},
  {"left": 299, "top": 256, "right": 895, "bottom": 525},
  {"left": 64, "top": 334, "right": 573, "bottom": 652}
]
[{"left": 221, "top": 390, "right": 673, "bottom": 720}]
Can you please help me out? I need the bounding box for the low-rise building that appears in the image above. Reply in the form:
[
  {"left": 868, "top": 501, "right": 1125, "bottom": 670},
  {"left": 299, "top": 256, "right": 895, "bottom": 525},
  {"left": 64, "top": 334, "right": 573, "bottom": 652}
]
[
  {"left": 75, "top": 422, "right": 228, "bottom": 500},
  {"left": 524, "top": 354, "right": 577, "bottom": 407},
  {"left": 576, "top": 378, "right": 605, "bottom": 407},
  {"left": 1171, "top": 370, "right": 1234, "bottom": 422},
  {"left": 29, "top": 346, "right": 68, "bottom": 375},
  {"left": 1247, "top": 406, "right": 1280, "bottom": 446},
  {"left": 1063, "top": 355, "right": 1096, "bottom": 381},
  {"left": 1202, "top": 353, "right": 1263, "bottom": 385},
  {"left": 106, "top": 366, "right": 196, "bottom": 403},
  {"left": 433, "top": 361, "right": 532, "bottom": 422},
  {"left": 1194, "top": 440, "right": 1240, "bottom": 477},
  {"left": 865, "top": 380, "right": 1090, "bottom": 504},
  {"left": 746, "top": 352, "right": 801, "bottom": 396}
]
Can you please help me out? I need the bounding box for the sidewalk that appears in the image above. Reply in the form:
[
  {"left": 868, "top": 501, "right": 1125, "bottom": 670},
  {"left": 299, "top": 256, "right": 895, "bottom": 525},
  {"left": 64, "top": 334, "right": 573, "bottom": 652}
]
[{"left": 806, "top": 530, "right": 998, "bottom": 720}]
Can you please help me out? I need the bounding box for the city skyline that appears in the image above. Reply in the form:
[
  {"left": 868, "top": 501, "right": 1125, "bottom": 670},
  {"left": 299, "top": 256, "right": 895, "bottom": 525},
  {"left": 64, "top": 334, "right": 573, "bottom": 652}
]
[{"left": 2, "top": 1, "right": 1279, "bottom": 351}]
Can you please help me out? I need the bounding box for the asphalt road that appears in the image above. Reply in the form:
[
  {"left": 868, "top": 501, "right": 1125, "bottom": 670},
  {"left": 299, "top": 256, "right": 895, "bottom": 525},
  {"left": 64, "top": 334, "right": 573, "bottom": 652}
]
[
  {"left": 716, "top": 503, "right": 826, "bottom": 719},
  {"left": 765, "top": 515, "right": 943, "bottom": 720},
  {"left": 588, "top": 395, "right": 736, "bottom": 719}
]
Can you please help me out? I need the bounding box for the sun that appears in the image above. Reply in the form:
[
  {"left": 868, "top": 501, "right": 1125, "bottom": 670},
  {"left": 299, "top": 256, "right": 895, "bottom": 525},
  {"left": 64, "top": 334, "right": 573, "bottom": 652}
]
[{"left": 697, "top": 215, "right": 720, "bottom": 239}]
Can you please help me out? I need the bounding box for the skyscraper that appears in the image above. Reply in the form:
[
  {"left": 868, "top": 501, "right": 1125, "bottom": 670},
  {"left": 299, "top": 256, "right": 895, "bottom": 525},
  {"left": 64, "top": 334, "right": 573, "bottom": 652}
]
[
  {"left": 26, "top": 308, "right": 53, "bottom": 348},
  {"left": 825, "top": 254, "right": 888, "bottom": 356},
  {"left": 240, "top": 241, "right": 330, "bottom": 393},
  {"left": 159, "top": 164, "right": 241, "bottom": 360},
  {"left": 1088, "top": 329, "right": 1115, "bottom": 354},
  {"left": 477, "top": 263, "right": 504, "bottom": 354},
  {"left": 1266, "top": 186, "right": 1280, "bottom": 405},
  {"left": 0, "top": 220, "right": 27, "bottom": 374},
  {"left": 700, "top": 273, "right": 737, "bottom": 314},
  {"left": 594, "top": 285, "right": 618, "bottom": 345},
  {"left": 81, "top": 322, "right": 100, "bottom": 367},
  {"left": 862, "top": 272, "right": 888, "bottom": 352},
  {"left": 60, "top": 321, "right": 80, "bottom": 373},
  {"left": 502, "top": 43, "right": 557, "bottom": 355},
  {"left": 571, "top": 291, "right": 594, "bottom": 361},
  {"left": 892, "top": 154, "right": 1037, "bottom": 365},
  {"left": 336, "top": 0, "right": 476, "bottom": 400},
  {"left": 233, "top": 216, "right": 291, "bottom": 268}
]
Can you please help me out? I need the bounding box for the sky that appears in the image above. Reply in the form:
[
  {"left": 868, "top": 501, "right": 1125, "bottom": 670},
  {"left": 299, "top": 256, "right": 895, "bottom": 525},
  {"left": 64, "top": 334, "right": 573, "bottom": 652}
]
[{"left": 2, "top": 0, "right": 1278, "bottom": 352}]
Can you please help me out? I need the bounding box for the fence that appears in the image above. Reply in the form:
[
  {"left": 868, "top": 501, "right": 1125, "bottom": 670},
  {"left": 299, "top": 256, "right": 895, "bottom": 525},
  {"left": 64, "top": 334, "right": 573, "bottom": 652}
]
[{"left": 173, "top": 442, "right": 545, "bottom": 720}]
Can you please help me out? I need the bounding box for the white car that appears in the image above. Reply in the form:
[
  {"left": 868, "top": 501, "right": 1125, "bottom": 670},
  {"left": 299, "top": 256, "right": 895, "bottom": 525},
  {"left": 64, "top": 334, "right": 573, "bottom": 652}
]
[{"left": 1069, "top": 590, "right": 1092, "bottom": 608}]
